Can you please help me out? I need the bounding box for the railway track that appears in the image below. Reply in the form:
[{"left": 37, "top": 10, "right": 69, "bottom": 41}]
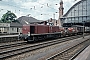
[
  {"left": 0, "top": 42, "right": 27, "bottom": 49},
  {"left": 0, "top": 34, "right": 88, "bottom": 59},
  {"left": 0, "top": 34, "right": 83, "bottom": 50},
  {"left": 0, "top": 34, "right": 86, "bottom": 50},
  {"left": 46, "top": 37, "right": 90, "bottom": 60}
]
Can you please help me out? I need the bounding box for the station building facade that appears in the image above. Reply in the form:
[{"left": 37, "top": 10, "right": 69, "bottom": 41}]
[
  {"left": 0, "top": 23, "right": 22, "bottom": 33},
  {"left": 60, "top": 0, "right": 90, "bottom": 27}
]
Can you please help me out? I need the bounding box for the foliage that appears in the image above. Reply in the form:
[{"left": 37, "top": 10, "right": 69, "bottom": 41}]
[{"left": 0, "top": 11, "right": 17, "bottom": 23}]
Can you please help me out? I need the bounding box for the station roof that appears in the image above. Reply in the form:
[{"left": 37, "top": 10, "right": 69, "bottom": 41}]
[
  {"left": 17, "top": 16, "right": 43, "bottom": 25},
  {"left": 63, "top": 0, "right": 82, "bottom": 17},
  {"left": 10, "top": 23, "right": 22, "bottom": 27}
]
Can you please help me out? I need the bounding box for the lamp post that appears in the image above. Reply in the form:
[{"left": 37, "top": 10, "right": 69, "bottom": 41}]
[
  {"left": 82, "top": 21, "right": 85, "bottom": 38},
  {"left": 53, "top": 13, "right": 55, "bottom": 20},
  {"left": 53, "top": 13, "right": 56, "bottom": 26}
]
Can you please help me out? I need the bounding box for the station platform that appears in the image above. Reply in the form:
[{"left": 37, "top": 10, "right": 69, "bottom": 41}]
[{"left": 74, "top": 45, "right": 90, "bottom": 60}]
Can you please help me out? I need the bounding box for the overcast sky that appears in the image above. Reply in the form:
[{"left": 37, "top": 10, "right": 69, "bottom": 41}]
[{"left": 0, "top": 0, "right": 80, "bottom": 20}]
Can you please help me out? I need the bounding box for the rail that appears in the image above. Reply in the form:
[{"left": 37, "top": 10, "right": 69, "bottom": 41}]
[
  {"left": 69, "top": 41, "right": 89, "bottom": 60},
  {"left": 46, "top": 38, "right": 90, "bottom": 60}
]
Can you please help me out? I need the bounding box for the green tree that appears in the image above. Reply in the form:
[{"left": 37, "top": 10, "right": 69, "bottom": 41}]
[{"left": 0, "top": 11, "right": 17, "bottom": 23}]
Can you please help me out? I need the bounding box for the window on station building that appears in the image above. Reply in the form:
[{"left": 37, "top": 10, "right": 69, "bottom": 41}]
[
  {"left": 79, "top": 17, "right": 83, "bottom": 23},
  {"left": 75, "top": 17, "right": 78, "bottom": 23},
  {"left": 7, "top": 28, "right": 9, "bottom": 31},
  {"left": 87, "top": 7, "right": 90, "bottom": 15},
  {"left": 68, "top": 18, "right": 71, "bottom": 23},
  {"left": 71, "top": 9, "right": 75, "bottom": 16},
  {"left": 83, "top": 5, "right": 87, "bottom": 15},
  {"left": 72, "top": 18, "right": 74, "bottom": 23},
  {"left": 87, "top": 16, "right": 90, "bottom": 22},
  {"left": 74, "top": 6, "right": 78, "bottom": 16},
  {"left": 83, "top": 1, "right": 86, "bottom": 6},
  {"left": 83, "top": 11, "right": 86, "bottom": 15},
  {"left": 87, "top": 10, "right": 90, "bottom": 15},
  {"left": 0, "top": 28, "right": 1, "bottom": 33},
  {"left": 12, "top": 28, "right": 14, "bottom": 31},
  {"left": 65, "top": 18, "right": 68, "bottom": 23},
  {"left": 78, "top": 3, "right": 83, "bottom": 16},
  {"left": 67, "top": 18, "right": 69, "bottom": 23},
  {"left": 87, "top": 3, "right": 90, "bottom": 15},
  {"left": 83, "top": 16, "right": 87, "bottom": 22},
  {"left": 75, "top": 11, "right": 78, "bottom": 16},
  {"left": 67, "top": 11, "right": 72, "bottom": 17}
]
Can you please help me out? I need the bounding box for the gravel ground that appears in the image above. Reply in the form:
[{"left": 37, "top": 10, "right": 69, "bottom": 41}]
[{"left": 5, "top": 40, "right": 71, "bottom": 60}]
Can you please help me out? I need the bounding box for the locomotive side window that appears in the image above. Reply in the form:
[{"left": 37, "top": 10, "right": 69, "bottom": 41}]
[{"left": 30, "top": 26, "right": 35, "bottom": 34}]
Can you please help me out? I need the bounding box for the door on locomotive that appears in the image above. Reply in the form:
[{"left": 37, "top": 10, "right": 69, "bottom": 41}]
[{"left": 30, "top": 26, "right": 35, "bottom": 34}]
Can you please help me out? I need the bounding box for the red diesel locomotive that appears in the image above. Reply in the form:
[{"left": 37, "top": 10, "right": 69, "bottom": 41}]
[{"left": 22, "top": 24, "right": 61, "bottom": 42}]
